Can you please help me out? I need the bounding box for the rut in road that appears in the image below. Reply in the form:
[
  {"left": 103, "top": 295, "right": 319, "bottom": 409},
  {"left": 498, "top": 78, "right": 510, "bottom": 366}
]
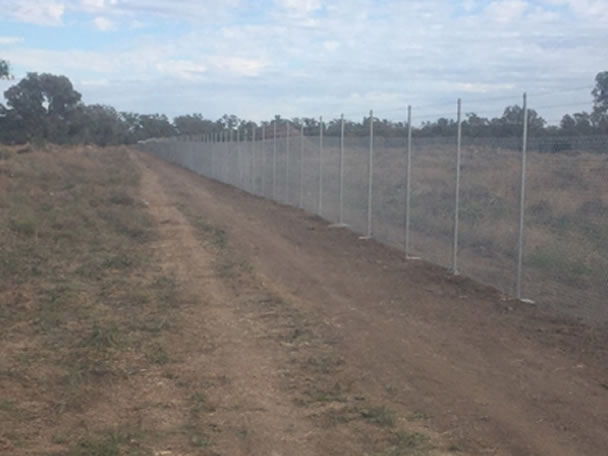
[{"left": 135, "top": 150, "right": 608, "bottom": 456}]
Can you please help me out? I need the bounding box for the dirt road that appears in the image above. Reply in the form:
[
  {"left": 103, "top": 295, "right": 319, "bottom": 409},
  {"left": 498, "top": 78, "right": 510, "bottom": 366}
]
[{"left": 134, "top": 150, "right": 608, "bottom": 456}]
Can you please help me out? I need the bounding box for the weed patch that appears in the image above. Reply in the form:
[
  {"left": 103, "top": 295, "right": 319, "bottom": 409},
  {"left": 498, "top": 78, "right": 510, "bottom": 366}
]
[
  {"left": 361, "top": 406, "right": 396, "bottom": 427},
  {"left": 145, "top": 343, "right": 169, "bottom": 365},
  {"left": 66, "top": 429, "right": 146, "bottom": 456},
  {"left": 382, "top": 431, "right": 430, "bottom": 455},
  {"left": 9, "top": 217, "right": 38, "bottom": 237}
]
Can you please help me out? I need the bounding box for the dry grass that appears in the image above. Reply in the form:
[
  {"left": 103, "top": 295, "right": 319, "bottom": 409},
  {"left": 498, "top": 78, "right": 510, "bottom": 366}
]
[{"left": 0, "top": 145, "right": 187, "bottom": 455}]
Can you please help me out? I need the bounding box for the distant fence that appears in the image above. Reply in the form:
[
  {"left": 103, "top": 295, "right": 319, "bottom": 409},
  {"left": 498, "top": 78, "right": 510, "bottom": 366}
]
[{"left": 138, "top": 103, "right": 608, "bottom": 326}]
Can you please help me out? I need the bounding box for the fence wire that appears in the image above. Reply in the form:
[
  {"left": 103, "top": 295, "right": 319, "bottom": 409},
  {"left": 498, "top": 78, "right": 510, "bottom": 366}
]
[
  {"left": 524, "top": 136, "right": 608, "bottom": 322},
  {"left": 409, "top": 137, "right": 457, "bottom": 268},
  {"left": 139, "top": 128, "right": 608, "bottom": 326},
  {"left": 372, "top": 136, "right": 407, "bottom": 248},
  {"left": 458, "top": 136, "right": 521, "bottom": 295}
]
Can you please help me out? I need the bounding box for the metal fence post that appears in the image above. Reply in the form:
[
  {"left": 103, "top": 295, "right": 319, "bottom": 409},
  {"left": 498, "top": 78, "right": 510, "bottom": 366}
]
[
  {"left": 221, "top": 131, "right": 225, "bottom": 181},
  {"left": 319, "top": 116, "right": 324, "bottom": 216},
  {"left": 262, "top": 124, "right": 266, "bottom": 197},
  {"left": 286, "top": 120, "right": 290, "bottom": 203},
  {"left": 299, "top": 124, "right": 304, "bottom": 209},
  {"left": 339, "top": 113, "right": 345, "bottom": 224},
  {"left": 453, "top": 99, "right": 462, "bottom": 275},
  {"left": 516, "top": 93, "right": 529, "bottom": 301},
  {"left": 405, "top": 105, "right": 412, "bottom": 257},
  {"left": 217, "top": 132, "right": 221, "bottom": 179},
  {"left": 222, "top": 130, "right": 232, "bottom": 183},
  {"left": 211, "top": 133, "right": 215, "bottom": 179},
  {"left": 251, "top": 126, "right": 256, "bottom": 195},
  {"left": 364, "top": 109, "right": 374, "bottom": 239},
  {"left": 221, "top": 130, "right": 225, "bottom": 182},
  {"left": 236, "top": 128, "right": 241, "bottom": 188},
  {"left": 273, "top": 121, "right": 277, "bottom": 201}
]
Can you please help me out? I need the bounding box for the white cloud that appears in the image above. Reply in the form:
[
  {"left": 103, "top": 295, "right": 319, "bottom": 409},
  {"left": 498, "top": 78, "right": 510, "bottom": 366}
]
[
  {"left": 10, "top": 0, "right": 65, "bottom": 26},
  {"left": 545, "top": 0, "right": 608, "bottom": 21},
  {"left": 485, "top": 0, "right": 529, "bottom": 23},
  {"left": 81, "top": 78, "right": 110, "bottom": 87},
  {"left": 323, "top": 40, "right": 340, "bottom": 52},
  {"left": 0, "top": 36, "right": 24, "bottom": 45},
  {"left": 81, "top": 0, "right": 104, "bottom": 9},
  {"left": 93, "top": 16, "right": 115, "bottom": 31},
  {"left": 80, "top": 0, "right": 119, "bottom": 12},
  {"left": 155, "top": 60, "right": 207, "bottom": 81},
  {"left": 452, "top": 82, "right": 516, "bottom": 94},
  {"left": 275, "top": 0, "right": 321, "bottom": 15},
  {"left": 207, "top": 56, "right": 267, "bottom": 77}
]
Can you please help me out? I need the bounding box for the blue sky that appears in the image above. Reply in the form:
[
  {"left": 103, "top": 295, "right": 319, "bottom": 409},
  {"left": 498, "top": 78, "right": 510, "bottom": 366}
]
[{"left": 1, "top": 0, "right": 607, "bottom": 123}]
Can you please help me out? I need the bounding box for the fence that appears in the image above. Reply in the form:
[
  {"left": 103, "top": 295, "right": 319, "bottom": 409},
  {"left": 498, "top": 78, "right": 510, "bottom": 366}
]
[{"left": 138, "top": 98, "right": 608, "bottom": 326}]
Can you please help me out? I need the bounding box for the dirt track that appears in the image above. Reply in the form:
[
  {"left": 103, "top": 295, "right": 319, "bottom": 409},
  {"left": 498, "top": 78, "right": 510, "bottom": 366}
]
[{"left": 134, "top": 150, "right": 608, "bottom": 456}]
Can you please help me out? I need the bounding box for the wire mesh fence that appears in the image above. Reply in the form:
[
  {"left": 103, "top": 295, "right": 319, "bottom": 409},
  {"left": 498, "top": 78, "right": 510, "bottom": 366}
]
[
  {"left": 524, "top": 137, "right": 608, "bottom": 322},
  {"left": 139, "top": 108, "right": 608, "bottom": 327},
  {"left": 409, "top": 136, "right": 457, "bottom": 268},
  {"left": 458, "top": 136, "right": 522, "bottom": 295}
]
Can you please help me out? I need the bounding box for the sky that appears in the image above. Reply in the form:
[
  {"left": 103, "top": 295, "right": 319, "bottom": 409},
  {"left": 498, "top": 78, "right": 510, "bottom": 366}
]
[{"left": 0, "top": 0, "right": 607, "bottom": 124}]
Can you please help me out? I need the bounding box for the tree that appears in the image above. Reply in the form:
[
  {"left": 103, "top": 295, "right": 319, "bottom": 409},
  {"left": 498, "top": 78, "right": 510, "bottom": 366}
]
[
  {"left": 560, "top": 114, "right": 576, "bottom": 133},
  {"left": 560, "top": 112, "right": 594, "bottom": 135},
  {"left": 462, "top": 112, "right": 489, "bottom": 137},
  {"left": 592, "top": 71, "right": 608, "bottom": 116},
  {"left": 418, "top": 117, "right": 457, "bottom": 137},
  {"left": 0, "top": 59, "right": 11, "bottom": 79},
  {"left": 71, "top": 105, "right": 129, "bottom": 146},
  {"left": 138, "top": 114, "right": 176, "bottom": 139},
  {"left": 3, "top": 73, "right": 81, "bottom": 141},
  {"left": 489, "top": 105, "right": 545, "bottom": 136},
  {"left": 120, "top": 112, "right": 143, "bottom": 143},
  {"left": 220, "top": 114, "right": 240, "bottom": 129},
  {"left": 174, "top": 113, "right": 215, "bottom": 136}
]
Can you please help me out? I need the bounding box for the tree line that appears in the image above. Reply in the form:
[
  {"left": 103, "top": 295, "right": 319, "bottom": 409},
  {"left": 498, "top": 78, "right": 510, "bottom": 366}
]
[{"left": 1, "top": 59, "right": 607, "bottom": 146}]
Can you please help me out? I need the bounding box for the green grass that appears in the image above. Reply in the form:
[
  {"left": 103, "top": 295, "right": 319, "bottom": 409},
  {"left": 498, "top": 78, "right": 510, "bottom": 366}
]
[
  {"left": 0, "top": 399, "right": 15, "bottom": 412},
  {"left": 186, "top": 213, "right": 228, "bottom": 250},
  {"left": 190, "top": 434, "right": 211, "bottom": 448},
  {"left": 360, "top": 405, "right": 396, "bottom": 427},
  {"left": 382, "top": 431, "right": 430, "bottom": 455},
  {"left": 190, "top": 391, "right": 215, "bottom": 415},
  {"left": 527, "top": 246, "right": 591, "bottom": 285},
  {"left": 407, "top": 411, "right": 429, "bottom": 422},
  {"left": 301, "top": 385, "right": 346, "bottom": 405},
  {"left": 85, "top": 324, "right": 120, "bottom": 351},
  {"left": 145, "top": 343, "right": 169, "bottom": 365},
  {"left": 66, "top": 429, "right": 149, "bottom": 456},
  {"left": 102, "top": 254, "right": 134, "bottom": 270},
  {"left": 9, "top": 216, "right": 38, "bottom": 237}
]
